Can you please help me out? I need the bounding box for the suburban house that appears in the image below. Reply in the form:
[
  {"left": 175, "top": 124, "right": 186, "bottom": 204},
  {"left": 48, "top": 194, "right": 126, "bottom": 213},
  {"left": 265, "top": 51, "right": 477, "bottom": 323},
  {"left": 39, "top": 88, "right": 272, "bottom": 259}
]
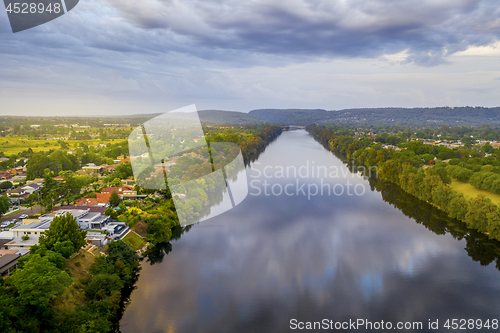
[
  {"left": 9, "top": 168, "right": 27, "bottom": 183},
  {"left": 121, "top": 179, "right": 135, "bottom": 187},
  {"left": 105, "top": 165, "right": 117, "bottom": 173},
  {"left": 80, "top": 164, "right": 108, "bottom": 177},
  {"left": 21, "top": 182, "right": 42, "bottom": 194},
  {"left": 5, "top": 219, "right": 51, "bottom": 250},
  {"left": 48, "top": 208, "right": 111, "bottom": 230},
  {"left": 101, "top": 186, "right": 146, "bottom": 201},
  {"left": 86, "top": 232, "right": 110, "bottom": 247},
  {"left": 114, "top": 158, "right": 130, "bottom": 164},
  {"left": 82, "top": 164, "right": 107, "bottom": 174},
  {"left": 122, "top": 190, "right": 147, "bottom": 201},
  {"left": 0, "top": 250, "right": 20, "bottom": 276},
  {"left": 7, "top": 188, "right": 27, "bottom": 197},
  {"left": 5, "top": 208, "right": 113, "bottom": 250},
  {"left": 75, "top": 192, "right": 111, "bottom": 206},
  {"left": 102, "top": 222, "right": 129, "bottom": 240},
  {"left": 101, "top": 186, "right": 133, "bottom": 196},
  {"left": 0, "top": 171, "right": 13, "bottom": 180},
  {"left": 32, "top": 178, "right": 44, "bottom": 185},
  {"left": 6, "top": 187, "right": 29, "bottom": 204}
]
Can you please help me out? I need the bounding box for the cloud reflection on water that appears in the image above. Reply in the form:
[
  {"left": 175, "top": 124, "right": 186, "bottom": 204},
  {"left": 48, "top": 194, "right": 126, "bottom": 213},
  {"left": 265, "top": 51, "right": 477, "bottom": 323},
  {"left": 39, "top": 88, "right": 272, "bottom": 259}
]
[{"left": 121, "top": 130, "right": 500, "bottom": 333}]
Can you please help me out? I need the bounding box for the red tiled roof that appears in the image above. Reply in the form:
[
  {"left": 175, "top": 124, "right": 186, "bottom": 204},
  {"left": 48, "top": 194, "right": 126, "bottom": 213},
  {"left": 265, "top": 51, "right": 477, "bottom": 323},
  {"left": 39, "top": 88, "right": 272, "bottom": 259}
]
[
  {"left": 75, "top": 192, "right": 111, "bottom": 206},
  {"left": 101, "top": 186, "right": 132, "bottom": 194}
]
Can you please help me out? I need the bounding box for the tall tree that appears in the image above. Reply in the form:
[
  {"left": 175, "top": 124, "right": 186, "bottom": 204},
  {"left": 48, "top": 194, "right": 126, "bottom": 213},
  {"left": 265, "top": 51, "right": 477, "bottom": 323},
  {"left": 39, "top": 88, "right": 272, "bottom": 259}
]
[
  {"left": 0, "top": 195, "right": 11, "bottom": 216},
  {"left": 0, "top": 181, "right": 13, "bottom": 190},
  {"left": 10, "top": 254, "right": 72, "bottom": 314},
  {"left": 109, "top": 190, "right": 120, "bottom": 207},
  {"left": 39, "top": 212, "right": 87, "bottom": 253},
  {"left": 40, "top": 169, "right": 59, "bottom": 210}
]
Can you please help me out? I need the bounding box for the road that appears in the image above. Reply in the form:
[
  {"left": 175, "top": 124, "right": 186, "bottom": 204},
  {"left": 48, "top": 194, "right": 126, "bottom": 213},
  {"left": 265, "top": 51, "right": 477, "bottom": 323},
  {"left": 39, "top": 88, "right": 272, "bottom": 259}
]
[{"left": 0, "top": 205, "right": 43, "bottom": 223}]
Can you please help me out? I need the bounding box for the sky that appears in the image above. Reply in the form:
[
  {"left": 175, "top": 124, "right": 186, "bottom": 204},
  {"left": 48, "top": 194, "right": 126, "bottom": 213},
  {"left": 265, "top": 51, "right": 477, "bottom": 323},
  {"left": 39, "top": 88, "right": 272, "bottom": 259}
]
[{"left": 1, "top": 0, "right": 500, "bottom": 116}]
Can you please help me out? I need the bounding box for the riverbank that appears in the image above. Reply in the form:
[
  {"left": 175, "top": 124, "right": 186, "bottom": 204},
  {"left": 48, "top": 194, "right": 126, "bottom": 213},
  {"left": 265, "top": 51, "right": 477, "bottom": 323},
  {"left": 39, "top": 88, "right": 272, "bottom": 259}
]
[{"left": 306, "top": 125, "right": 500, "bottom": 242}]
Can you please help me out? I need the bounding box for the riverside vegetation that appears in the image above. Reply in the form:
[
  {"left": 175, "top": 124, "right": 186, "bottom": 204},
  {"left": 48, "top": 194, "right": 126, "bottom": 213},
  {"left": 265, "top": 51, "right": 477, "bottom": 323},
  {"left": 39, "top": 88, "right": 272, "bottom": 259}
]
[{"left": 307, "top": 125, "right": 500, "bottom": 242}]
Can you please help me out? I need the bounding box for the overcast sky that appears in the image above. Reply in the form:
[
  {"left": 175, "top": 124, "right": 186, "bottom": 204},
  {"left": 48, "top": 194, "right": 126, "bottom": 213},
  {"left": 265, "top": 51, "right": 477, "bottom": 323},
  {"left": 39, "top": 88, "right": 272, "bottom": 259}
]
[{"left": 1, "top": 0, "right": 500, "bottom": 116}]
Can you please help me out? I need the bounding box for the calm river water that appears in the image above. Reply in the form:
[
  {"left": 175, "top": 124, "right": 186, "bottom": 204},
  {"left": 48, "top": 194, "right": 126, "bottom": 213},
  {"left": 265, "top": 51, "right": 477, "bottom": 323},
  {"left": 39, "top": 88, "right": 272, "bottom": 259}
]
[{"left": 121, "top": 130, "right": 500, "bottom": 333}]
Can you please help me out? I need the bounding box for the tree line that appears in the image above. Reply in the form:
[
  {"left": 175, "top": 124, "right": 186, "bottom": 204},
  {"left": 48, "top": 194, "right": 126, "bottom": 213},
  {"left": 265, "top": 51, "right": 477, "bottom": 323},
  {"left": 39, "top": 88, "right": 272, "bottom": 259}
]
[{"left": 307, "top": 125, "right": 500, "bottom": 242}]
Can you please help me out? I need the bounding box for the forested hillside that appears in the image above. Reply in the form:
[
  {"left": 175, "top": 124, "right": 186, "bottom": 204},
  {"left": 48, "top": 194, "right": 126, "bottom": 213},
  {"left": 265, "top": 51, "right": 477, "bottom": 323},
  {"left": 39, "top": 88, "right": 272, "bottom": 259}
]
[{"left": 250, "top": 107, "right": 500, "bottom": 126}]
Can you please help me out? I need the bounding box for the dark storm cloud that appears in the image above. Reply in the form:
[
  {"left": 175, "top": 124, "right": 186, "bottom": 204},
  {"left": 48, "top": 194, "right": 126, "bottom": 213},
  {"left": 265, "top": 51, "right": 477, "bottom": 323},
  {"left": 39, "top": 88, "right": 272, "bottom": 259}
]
[
  {"left": 2, "top": 0, "right": 500, "bottom": 116},
  {"left": 104, "top": 0, "right": 500, "bottom": 66}
]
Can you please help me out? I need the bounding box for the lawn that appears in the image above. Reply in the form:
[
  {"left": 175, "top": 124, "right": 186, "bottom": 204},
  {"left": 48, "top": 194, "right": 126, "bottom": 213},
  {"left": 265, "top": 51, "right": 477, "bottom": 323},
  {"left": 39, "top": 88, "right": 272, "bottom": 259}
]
[
  {"left": 450, "top": 179, "right": 500, "bottom": 206},
  {"left": 123, "top": 231, "right": 147, "bottom": 251},
  {"left": 0, "top": 137, "right": 114, "bottom": 155}
]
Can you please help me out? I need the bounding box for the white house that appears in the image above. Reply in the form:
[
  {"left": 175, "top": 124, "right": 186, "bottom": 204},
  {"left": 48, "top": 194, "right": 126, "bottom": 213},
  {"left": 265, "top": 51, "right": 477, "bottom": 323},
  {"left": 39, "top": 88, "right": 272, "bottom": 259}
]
[
  {"left": 44, "top": 209, "right": 111, "bottom": 230},
  {"left": 21, "top": 182, "right": 42, "bottom": 195},
  {"left": 5, "top": 208, "right": 112, "bottom": 250},
  {"left": 6, "top": 188, "right": 27, "bottom": 197},
  {"left": 5, "top": 220, "right": 51, "bottom": 250}
]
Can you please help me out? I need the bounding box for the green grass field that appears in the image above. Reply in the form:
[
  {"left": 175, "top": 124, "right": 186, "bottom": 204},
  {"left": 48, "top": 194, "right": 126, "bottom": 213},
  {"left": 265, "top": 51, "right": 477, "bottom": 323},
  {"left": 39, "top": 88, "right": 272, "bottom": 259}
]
[
  {"left": 123, "top": 231, "right": 147, "bottom": 251},
  {"left": 0, "top": 137, "right": 115, "bottom": 155},
  {"left": 450, "top": 179, "right": 500, "bottom": 206}
]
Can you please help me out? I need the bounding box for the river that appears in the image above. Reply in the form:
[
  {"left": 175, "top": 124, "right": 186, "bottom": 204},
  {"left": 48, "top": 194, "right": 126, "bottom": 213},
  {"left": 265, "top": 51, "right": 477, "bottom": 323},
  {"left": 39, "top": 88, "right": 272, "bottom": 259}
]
[{"left": 120, "top": 129, "right": 500, "bottom": 333}]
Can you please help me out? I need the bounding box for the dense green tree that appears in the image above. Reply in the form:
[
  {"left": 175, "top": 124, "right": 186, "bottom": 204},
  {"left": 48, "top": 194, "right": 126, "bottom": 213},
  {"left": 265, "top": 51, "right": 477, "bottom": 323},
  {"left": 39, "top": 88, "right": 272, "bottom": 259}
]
[
  {"left": 0, "top": 195, "right": 11, "bottom": 216},
  {"left": 461, "top": 136, "right": 473, "bottom": 147},
  {"left": 40, "top": 169, "right": 59, "bottom": 209},
  {"left": 10, "top": 254, "right": 72, "bottom": 312},
  {"left": 146, "top": 216, "right": 178, "bottom": 245},
  {"left": 39, "top": 212, "right": 87, "bottom": 253},
  {"left": 104, "top": 207, "right": 118, "bottom": 220},
  {"left": 0, "top": 181, "right": 13, "bottom": 190},
  {"left": 465, "top": 195, "right": 497, "bottom": 233},
  {"left": 19, "top": 244, "right": 67, "bottom": 270},
  {"left": 430, "top": 166, "right": 452, "bottom": 185},
  {"left": 53, "top": 240, "right": 76, "bottom": 259},
  {"left": 482, "top": 142, "right": 494, "bottom": 154},
  {"left": 109, "top": 190, "right": 120, "bottom": 207},
  {"left": 110, "top": 177, "right": 122, "bottom": 187},
  {"left": 85, "top": 273, "right": 123, "bottom": 301},
  {"left": 26, "top": 153, "right": 51, "bottom": 179}
]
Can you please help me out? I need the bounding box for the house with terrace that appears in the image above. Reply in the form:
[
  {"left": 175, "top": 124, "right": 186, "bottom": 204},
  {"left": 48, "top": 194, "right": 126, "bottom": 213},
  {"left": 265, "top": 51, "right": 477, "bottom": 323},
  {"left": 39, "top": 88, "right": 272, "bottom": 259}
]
[
  {"left": 46, "top": 209, "right": 111, "bottom": 230},
  {"left": 5, "top": 219, "right": 51, "bottom": 251},
  {"left": 5, "top": 208, "right": 113, "bottom": 250}
]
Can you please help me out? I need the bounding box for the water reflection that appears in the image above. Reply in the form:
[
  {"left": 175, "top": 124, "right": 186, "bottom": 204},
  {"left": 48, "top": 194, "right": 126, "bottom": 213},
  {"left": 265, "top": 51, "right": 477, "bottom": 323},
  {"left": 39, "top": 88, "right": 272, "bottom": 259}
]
[
  {"left": 121, "top": 130, "right": 500, "bottom": 333},
  {"left": 371, "top": 180, "right": 500, "bottom": 270}
]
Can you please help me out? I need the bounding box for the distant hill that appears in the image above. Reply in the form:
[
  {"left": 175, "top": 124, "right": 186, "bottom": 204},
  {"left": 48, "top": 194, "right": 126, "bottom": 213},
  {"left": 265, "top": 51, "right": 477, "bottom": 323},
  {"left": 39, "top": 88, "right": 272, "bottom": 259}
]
[
  {"left": 249, "top": 107, "right": 500, "bottom": 126},
  {"left": 3, "top": 106, "right": 500, "bottom": 127},
  {"left": 104, "top": 110, "right": 267, "bottom": 125},
  {"left": 198, "top": 110, "right": 267, "bottom": 125},
  {"left": 249, "top": 109, "right": 327, "bottom": 123}
]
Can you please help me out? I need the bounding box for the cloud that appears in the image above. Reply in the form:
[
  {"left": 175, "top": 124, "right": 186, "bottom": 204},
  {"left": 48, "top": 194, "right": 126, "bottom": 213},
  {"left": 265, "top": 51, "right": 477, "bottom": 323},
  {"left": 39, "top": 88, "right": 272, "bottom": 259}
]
[
  {"left": 101, "top": 0, "right": 500, "bottom": 65},
  {"left": 1, "top": 0, "right": 500, "bottom": 116},
  {"left": 2, "top": 0, "right": 499, "bottom": 70}
]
